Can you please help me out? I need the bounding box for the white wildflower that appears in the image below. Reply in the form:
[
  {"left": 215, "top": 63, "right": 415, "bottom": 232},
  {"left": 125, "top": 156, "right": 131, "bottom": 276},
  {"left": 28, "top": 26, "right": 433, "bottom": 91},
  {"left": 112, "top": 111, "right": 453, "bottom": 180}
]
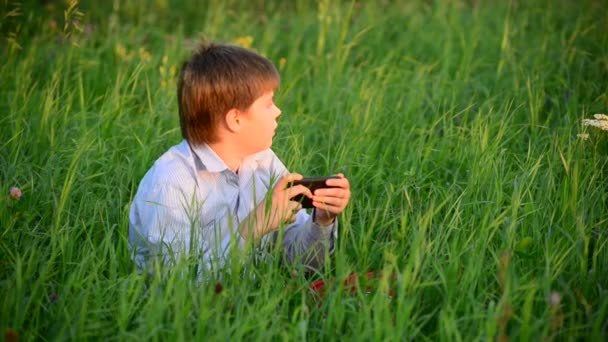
[
  {"left": 548, "top": 291, "right": 561, "bottom": 307},
  {"left": 582, "top": 113, "right": 608, "bottom": 131},
  {"left": 593, "top": 113, "right": 608, "bottom": 120}
]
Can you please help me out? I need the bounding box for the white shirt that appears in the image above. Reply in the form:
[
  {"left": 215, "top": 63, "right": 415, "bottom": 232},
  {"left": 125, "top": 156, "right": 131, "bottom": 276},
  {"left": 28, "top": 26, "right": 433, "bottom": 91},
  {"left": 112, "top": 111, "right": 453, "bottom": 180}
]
[{"left": 128, "top": 140, "right": 337, "bottom": 273}]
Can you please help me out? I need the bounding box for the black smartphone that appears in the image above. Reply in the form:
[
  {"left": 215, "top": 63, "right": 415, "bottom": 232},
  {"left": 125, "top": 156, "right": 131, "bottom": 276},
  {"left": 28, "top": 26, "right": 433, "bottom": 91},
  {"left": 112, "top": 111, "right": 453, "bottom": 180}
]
[{"left": 291, "top": 176, "right": 340, "bottom": 208}]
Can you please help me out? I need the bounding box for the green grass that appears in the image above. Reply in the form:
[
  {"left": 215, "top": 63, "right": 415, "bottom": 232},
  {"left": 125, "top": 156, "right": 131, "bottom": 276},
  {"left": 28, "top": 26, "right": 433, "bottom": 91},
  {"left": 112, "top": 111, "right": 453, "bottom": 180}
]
[{"left": 2, "top": 0, "right": 608, "bottom": 340}]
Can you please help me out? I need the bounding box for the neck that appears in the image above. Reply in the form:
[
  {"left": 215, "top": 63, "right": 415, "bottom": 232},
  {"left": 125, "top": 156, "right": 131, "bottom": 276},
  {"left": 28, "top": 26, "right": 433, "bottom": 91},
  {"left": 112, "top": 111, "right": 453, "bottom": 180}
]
[{"left": 207, "top": 141, "right": 244, "bottom": 173}]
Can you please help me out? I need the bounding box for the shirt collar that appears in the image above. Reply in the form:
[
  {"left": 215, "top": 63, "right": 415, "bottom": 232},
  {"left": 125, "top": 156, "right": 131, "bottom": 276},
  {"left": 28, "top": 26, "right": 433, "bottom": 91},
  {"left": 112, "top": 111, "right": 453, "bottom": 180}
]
[
  {"left": 188, "top": 140, "right": 267, "bottom": 173},
  {"left": 189, "top": 142, "right": 230, "bottom": 173}
]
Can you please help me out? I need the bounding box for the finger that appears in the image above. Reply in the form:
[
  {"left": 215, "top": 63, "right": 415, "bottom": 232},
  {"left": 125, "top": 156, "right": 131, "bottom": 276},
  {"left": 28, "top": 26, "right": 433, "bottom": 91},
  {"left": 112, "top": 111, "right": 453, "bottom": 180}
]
[
  {"left": 288, "top": 201, "right": 303, "bottom": 212},
  {"left": 312, "top": 195, "right": 344, "bottom": 207},
  {"left": 313, "top": 187, "right": 350, "bottom": 199},
  {"left": 286, "top": 184, "right": 313, "bottom": 199},
  {"left": 312, "top": 200, "right": 343, "bottom": 215},
  {"left": 281, "top": 210, "right": 297, "bottom": 224},
  {"left": 286, "top": 201, "right": 302, "bottom": 222},
  {"left": 276, "top": 173, "right": 303, "bottom": 190},
  {"left": 312, "top": 195, "right": 347, "bottom": 214},
  {"left": 325, "top": 176, "right": 349, "bottom": 188},
  {"left": 285, "top": 210, "right": 297, "bottom": 223}
]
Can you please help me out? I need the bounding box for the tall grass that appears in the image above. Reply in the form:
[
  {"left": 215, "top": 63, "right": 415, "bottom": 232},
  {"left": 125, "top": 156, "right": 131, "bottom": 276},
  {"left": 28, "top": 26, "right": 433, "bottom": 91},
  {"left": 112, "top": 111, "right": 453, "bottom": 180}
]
[{"left": 1, "top": 0, "right": 607, "bottom": 340}]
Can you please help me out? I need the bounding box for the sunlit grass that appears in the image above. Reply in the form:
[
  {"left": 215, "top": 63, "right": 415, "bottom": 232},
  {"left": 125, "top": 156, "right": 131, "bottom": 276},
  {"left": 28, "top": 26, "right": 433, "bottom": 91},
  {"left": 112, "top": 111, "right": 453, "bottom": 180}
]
[{"left": 1, "top": 0, "right": 607, "bottom": 340}]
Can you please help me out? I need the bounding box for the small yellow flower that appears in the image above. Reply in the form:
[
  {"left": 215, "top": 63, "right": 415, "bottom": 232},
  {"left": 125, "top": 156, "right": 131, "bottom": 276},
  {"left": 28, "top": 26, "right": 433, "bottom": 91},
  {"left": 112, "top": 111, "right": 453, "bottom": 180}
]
[
  {"left": 161, "top": 80, "right": 167, "bottom": 88},
  {"left": 577, "top": 133, "right": 589, "bottom": 140},
  {"left": 234, "top": 36, "right": 253, "bottom": 49},
  {"left": 159, "top": 66, "right": 166, "bottom": 76},
  {"left": 156, "top": 0, "right": 168, "bottom": 10},
  {"left": 139, "top": 47, "right": 151, "bottom": 62},
  {"left": 170, "top": 66, "right": 176, "bottom": 77},
  {"left": 115, "top": 43, "right": 127, "bottom": 58},
  {"left": 115, "top": 43, "right": 137, "bottom": 62},
  {"left": 279, "top": 57, "right": 286, "bottom": 70},
  {"left": 162, "top": 55, "right": 169, "bottom": 65}
]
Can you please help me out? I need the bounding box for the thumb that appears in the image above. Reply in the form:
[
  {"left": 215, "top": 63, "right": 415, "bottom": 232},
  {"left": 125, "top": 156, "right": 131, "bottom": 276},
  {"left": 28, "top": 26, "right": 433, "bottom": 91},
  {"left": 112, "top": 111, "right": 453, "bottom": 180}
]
[{"left": 275, "top": 173, "right": 303, "bottom": 190}]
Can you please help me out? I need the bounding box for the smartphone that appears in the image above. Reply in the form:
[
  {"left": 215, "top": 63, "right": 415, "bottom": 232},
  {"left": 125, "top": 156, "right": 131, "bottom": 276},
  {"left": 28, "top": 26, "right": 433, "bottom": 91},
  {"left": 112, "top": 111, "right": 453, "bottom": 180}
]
[{"left": 291, "top": 176, "right": 340, "bottom": 209}]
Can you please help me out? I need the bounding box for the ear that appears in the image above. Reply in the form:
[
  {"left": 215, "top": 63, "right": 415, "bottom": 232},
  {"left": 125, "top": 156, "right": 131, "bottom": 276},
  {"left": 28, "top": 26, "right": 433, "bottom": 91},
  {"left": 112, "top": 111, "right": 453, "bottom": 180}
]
[{"left": 224, "top": 108, "right": 243, "bottom": 133}]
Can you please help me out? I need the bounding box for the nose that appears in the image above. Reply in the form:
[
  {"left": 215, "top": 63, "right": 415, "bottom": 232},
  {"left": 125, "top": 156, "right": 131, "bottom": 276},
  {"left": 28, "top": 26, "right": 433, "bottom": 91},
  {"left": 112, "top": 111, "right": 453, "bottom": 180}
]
[{"left": 274, "top": 105, "right": 282, "bottom": 119}]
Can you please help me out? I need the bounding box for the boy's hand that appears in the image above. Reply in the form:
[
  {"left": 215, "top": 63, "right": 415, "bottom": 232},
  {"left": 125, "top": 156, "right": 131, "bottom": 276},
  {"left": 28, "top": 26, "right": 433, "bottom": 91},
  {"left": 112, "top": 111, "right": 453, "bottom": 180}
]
[
  {"left": 263, "top": 173, "right": 312, "bottom": 234},
  {"left": 312, "top": 173, "right": 351, "bottom": 226}
]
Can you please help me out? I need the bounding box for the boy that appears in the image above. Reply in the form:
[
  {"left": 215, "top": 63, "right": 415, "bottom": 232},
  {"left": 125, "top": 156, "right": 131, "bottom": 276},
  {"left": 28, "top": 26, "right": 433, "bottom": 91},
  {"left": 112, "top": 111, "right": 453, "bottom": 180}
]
[{"left": 128, "top": 42, "right": 351, "bottom": 275}]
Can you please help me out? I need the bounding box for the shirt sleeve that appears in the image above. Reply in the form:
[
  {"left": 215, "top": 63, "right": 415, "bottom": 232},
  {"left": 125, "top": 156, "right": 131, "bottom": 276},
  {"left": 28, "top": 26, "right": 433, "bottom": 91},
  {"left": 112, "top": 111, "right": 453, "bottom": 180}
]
[
  {"left": 264, "top": 151, "right": 339, "bottom": 269},
  {"left": 270, "top": 209, "right": 338, "bottom": 270}
]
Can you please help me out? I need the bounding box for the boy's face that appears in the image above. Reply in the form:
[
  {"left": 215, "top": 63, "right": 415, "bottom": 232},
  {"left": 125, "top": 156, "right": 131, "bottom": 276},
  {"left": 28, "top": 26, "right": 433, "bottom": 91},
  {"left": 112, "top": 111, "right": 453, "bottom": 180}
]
[{"left": 237, "top": 90, "right": 281, "bottom": 155}]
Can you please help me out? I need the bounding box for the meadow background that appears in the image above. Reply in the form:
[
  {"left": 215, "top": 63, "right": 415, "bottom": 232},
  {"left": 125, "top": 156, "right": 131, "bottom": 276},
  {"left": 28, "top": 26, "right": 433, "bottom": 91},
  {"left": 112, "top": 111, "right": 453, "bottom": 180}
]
[{"left": 2, "top": 0, "right": 608, "bottom": 340}]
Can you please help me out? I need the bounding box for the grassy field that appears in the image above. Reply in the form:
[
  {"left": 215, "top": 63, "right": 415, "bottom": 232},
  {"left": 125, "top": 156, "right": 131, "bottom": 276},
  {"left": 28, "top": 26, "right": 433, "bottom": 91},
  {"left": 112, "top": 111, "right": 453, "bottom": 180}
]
[{"left": 2, "top": 0, "right": 608, "bottom": 340}]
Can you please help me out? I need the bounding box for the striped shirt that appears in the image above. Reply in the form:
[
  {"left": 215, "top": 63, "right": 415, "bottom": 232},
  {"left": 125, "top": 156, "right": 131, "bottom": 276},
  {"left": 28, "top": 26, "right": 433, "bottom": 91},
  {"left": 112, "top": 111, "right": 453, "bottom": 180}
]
[{"left": 128, "top": 140, "right": 337, "bottom": 273}]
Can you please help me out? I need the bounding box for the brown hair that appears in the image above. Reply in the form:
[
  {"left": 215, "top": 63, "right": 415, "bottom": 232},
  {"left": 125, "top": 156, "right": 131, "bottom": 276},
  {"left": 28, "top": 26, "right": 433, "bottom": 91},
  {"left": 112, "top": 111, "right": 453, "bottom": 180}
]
[{"left": 177, "top": 42, "right": 280, "bottom": 145}]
